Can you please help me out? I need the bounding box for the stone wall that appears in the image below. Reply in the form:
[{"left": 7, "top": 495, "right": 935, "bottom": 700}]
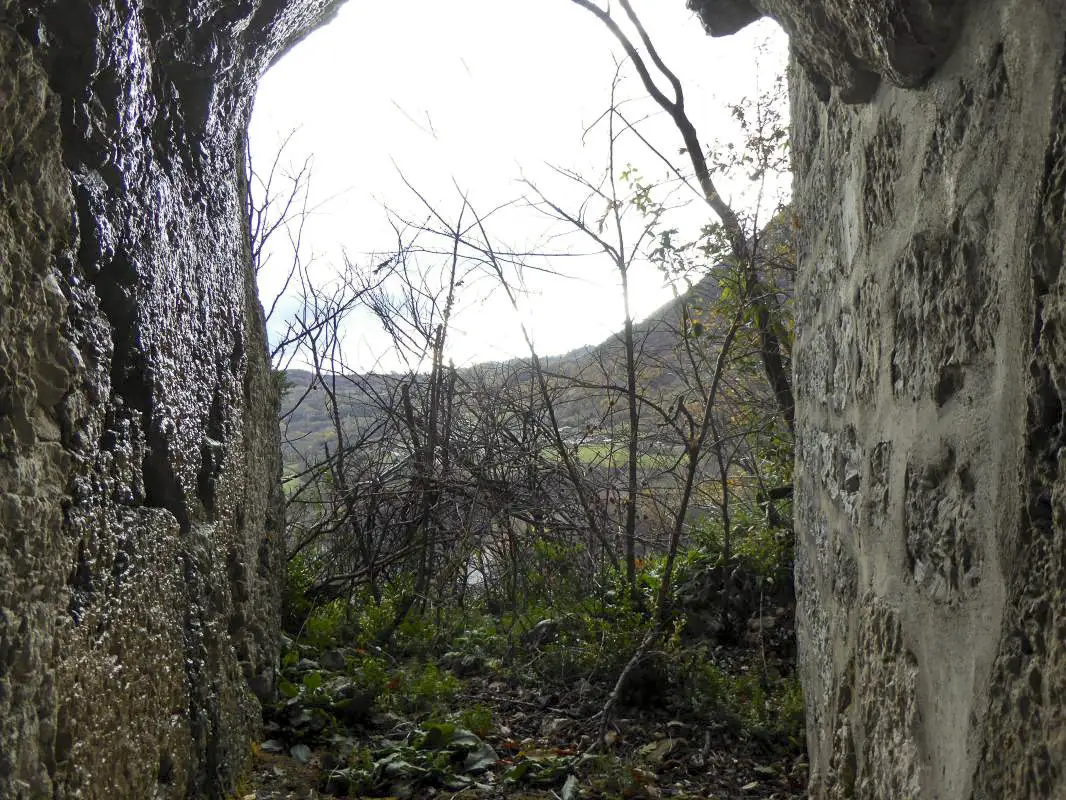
[
  {"left": 693, "top": 0, "right": 1066, "bottom": 796},
  {"left": 5, "top": 0, "right": 1065, "bottom": 795},
  {"left": 0, "top": 1, "right": 338, "bottom": 796}
]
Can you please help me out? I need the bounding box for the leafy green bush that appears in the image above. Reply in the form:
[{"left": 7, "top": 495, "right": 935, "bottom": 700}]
[
  {"left": 449, "top": 617, "right": 507, "bottom": 660},
  {"left": 527, "top": 538, "right": 592, "bottom": 609},
  {"left": 400, "top": 663, "right": 461, "bottom": 714},
  {"left": 283, "top": 552, "right": 315, "bottom": 629},
  {"left": 322, "top": 722, "right": 499, "bottom": 797},
  {"left": 302, "top": 599, "right": 347, "bottom": 649},
  {"left": 349, "top": 653, "right": 392, "bottom": 703},
  {"left": 451, "top": 704, "right": 493, "bottom": 738},
  {"left": 527, "top": 602, "right": 651, "bottom": 686},
  {"left": 766, "top": 676, "right": 806, "bottom": 746},
  {"left": 667, "top": 650, "right": 804, "bottom": 742},
  {"left": 347, "top": 591, "right": 399, "bottom": 648},
  {"left": 689, "top": 508, "right": 793, "bottom": 582}
]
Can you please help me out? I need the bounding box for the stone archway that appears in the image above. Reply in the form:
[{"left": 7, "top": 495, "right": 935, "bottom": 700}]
[{"left": 3, "top": 0, "right": 1066, "bottom": 797}]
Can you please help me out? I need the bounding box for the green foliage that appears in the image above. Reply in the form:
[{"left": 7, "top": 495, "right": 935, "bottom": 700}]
[
  {"left": 394, "top": 613, "right": 441, "bottom": 657},
  {"left": 303, "top": 599, "right": 347, "bottom": 649},
  {"left": 526, "top": 538, "right": 588, "bottom": 609},
  {"left": 283, "top": 555, "right": 353, "bottom": 648},
  {"left": 501, "top": 749, "right": 578, "bottom": 788},
  {"left": 688, "top": 506, "right": 793, "bottom": 582},
  {"left": 283, "top": 552, "right": 314, "bottom": 624},
  {"left": 771, "top": 676, "right": 807, "bottom": 745},
  {"left": 350, "top": 653, "right": 462, "bottom": 717},
  {"left": 523, "top": 598, "right": 652, "bottom": 687},
  {"left": 271, "top": 369, "right": 295, "bottom": 397},
  {"left": 287, "top": 577, "right": 444, "bottom": 656},
  {"left": 451, "top": 704, "right": 493, "bottom": 738},
  {"left": 398, "top": 662, "right": 461, "bottom": 714},
  {"left": 532, "top": 621, "right": 639, "bottom": 686},
  {"left": 732, "top": 519, "right": 792, "bottom": 578},
  {"left": 349, "top": 652, "right": 391, "bottom": 702},
  {"left": 669, "top": 652, "right": 804, "bottom": 743},
  {"left": 323, "top": 722, "right": 499, "bottom": 797},
  {"left": 272, "top": 637, "right": 466, "bottom": 750},
  {"left": 336, "top": 578, "right": 483, "bottom": 659},
  {"left": 445, "top": 617, "right": 507, "bottom": 667}
]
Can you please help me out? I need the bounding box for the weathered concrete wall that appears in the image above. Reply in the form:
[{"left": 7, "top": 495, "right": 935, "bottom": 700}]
[
  {"left": 0, "top": 1, "right": 338, "bottom": 796},
  {"left": 692, "top": 0, "right": 1066, "bottom": 796}
]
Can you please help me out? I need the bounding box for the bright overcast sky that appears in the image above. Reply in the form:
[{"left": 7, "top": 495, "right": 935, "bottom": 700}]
[{"left": 250, "top": 0, "right": 788, "bottom": 372}]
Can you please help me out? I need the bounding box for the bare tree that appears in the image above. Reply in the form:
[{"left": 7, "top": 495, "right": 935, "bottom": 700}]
[
  {"left": 568, "top": 0, "right": 795, "bottom": 432},
  {"left": 243, "top": 8, "right": 795, "bottom": 691}
]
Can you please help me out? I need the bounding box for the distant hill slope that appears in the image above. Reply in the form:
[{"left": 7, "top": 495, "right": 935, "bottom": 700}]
[
  {"left": 279, "top": 214, "right": 794, "bottom": 469},
  {"left": 279, "top": 270, "right": 730, "bottom": 464}
]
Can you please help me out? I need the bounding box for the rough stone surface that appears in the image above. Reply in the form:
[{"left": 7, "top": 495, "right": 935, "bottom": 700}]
[
  {"left": 689, "top": 0, "right": 964, "bottom": 102},
  {"left": 0, "top": 1, "right": 339, "bottom": 797},
  {"left": 697, "top": 0, "right": 1066, "bottom": 796}
]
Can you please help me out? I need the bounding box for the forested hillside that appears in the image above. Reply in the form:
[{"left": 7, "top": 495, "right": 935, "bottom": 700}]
[{"left": 279, "top": 270, "right": 725, "bottom": 468}]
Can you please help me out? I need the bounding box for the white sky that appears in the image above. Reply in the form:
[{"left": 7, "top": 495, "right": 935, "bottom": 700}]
[{"left": 249, "top": 0, "right": 788, "bottom": 372}]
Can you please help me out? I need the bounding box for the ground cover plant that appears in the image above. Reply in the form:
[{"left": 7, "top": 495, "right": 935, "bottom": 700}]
[{"left": 239, "top": 521, "right": 806, "bottom": 800}]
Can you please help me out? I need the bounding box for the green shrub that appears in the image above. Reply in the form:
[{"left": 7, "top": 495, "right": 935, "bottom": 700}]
[
  {"left": 667, "top": 651, "right": 804, "bottom": 742},
  {"left": 528, "top": 602, "right": 651, "bottom": 686},
  {"left": 452, "top": 704, "right": 493, "bottom": 738},
  {"left": 403, "top": 663, "right": 461, "bottom": 713},
  {"left": 283, "top": 552, "right": 315, "bottom": 628},
  {"left": 350, "top": 653, "right": 392, "bottom": 702},
  {"left": 689, "top": 508, "right": 793, "bottom": 581},
  {"left": 303, "top": 599, "right": 347, "bottom": 649}
]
